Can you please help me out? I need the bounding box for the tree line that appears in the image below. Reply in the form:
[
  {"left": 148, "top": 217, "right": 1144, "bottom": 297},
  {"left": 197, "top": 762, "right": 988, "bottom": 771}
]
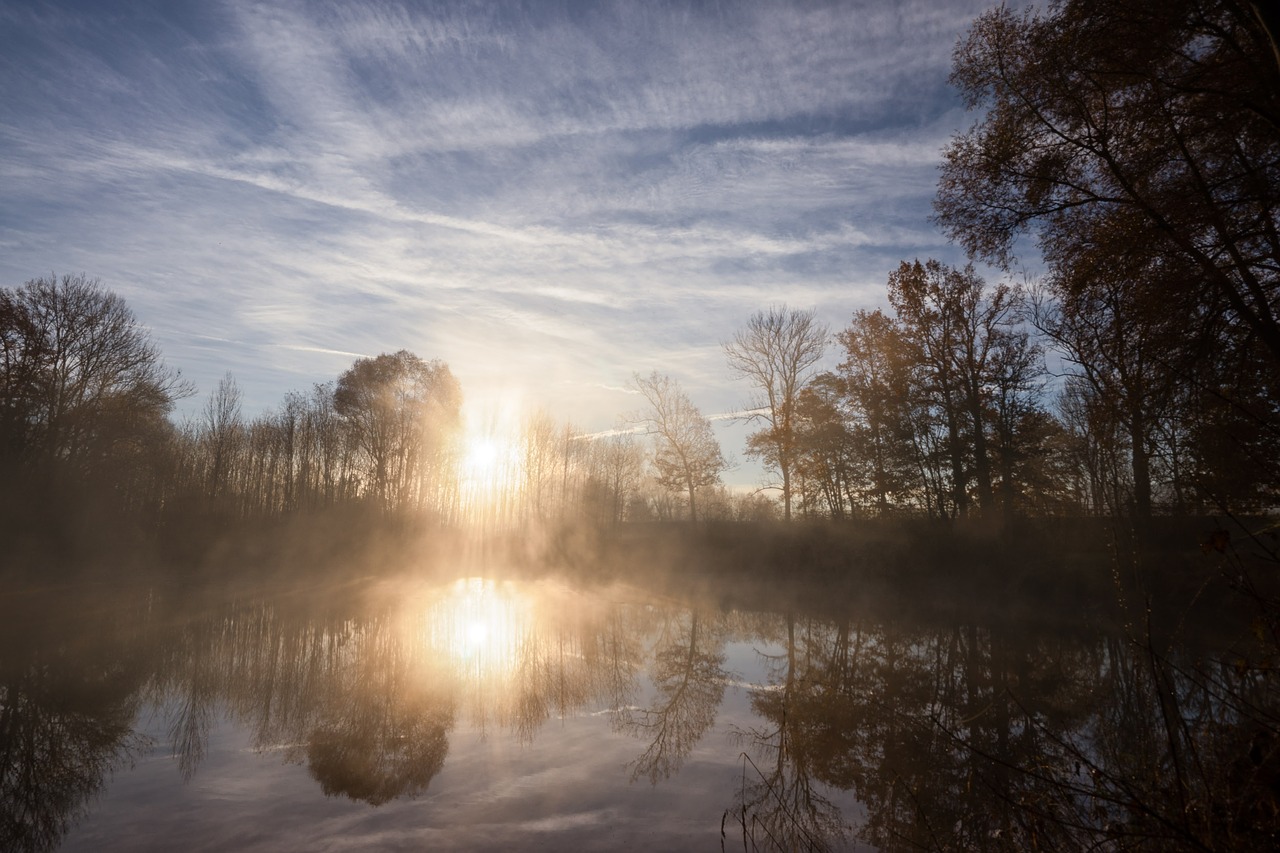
[
  {"left": 2, "top": 0, "right": 1275, "bottom": 542},
  {"left": 744, "top": 0, "right": 1280, "bottom": 523},
  {"left": 0, "top": 273, "right": 764, "bottom": 539},
  {"left": 1, "top": 263, "right": 1269, "bottom": 541},
  {"left": 928, "top": 0, "right": 1280, "bottom": 524}
]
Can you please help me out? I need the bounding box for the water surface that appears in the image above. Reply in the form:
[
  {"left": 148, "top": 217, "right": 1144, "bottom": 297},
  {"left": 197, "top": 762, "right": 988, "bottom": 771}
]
[{"left": 1, "top": 569, "right": 1269, "bottom": 851}]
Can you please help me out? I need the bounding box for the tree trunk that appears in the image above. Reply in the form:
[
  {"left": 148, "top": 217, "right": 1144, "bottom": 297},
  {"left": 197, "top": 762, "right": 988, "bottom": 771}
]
[
  {"left": 781, "top": 462, "right": 792, "bottom": 521},
  {"left": 1130, "top": 409, "right": 1152, "bottom": 519},
  {"left": 946, "top": 407, "right": 968, "bottom": 518},
  {"left": 999, "top": 438, "right": 1017, "bottom": 525},
  {"left": 968, "top": 390, "right": 995, "bottom": 515}
]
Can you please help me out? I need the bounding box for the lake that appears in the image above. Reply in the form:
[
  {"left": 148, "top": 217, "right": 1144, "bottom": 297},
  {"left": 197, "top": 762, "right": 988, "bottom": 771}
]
[{"left": 1, "top": 563, "right": 1274, "bottom": 851}]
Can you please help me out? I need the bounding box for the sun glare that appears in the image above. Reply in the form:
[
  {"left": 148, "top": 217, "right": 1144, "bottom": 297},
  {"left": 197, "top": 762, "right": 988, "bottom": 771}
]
[
  {"left": 457, "top": 400, "right": 522, "bottom": 525},
  {"left": 424, "top": 578, "right": 528, "bottom": 680},
  {"left": 462, "top": 435, "right": 502, "bottom": 480}
]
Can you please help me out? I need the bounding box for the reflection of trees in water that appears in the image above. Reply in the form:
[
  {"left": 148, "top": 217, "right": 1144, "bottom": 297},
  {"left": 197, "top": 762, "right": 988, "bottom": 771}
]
[
  {"left": 0, "top": 603, "right": 151, "bottom": 853},
  {"left": 5, "top": 578, "right": 1273, "bottom": 849},
  {"left": 729, "top": 613, "right": 849, "bottom": 852},
  {"left": 419, "top": 580, "right": 648, "bottom": 744},
  {"left": 720, "top": 608, "right": 1279, "bottom": 853},
  {"left": 153, "top": 614, "right": 221, "bottom": 781},
  {"left": 303, "top": 616, "right": 454, "bottom": 805},
  {"left": 615, "top": 609, "right": 728, "bottom": 783},
  {"left": 141, "top": 581, "right": 657, "bottom": 802},
  {"left": 737, "top": 615, "right": 1111, "bottom": 852},
  {"left": 990, "top": 634, "right": 1280, "bottom": 851},
  {"left": 0, "top": 580, "right": 658, "bottom": 834},
  {"left": 498, "top": 617, "right": 597, "bottom": 745},
  {"left": 824, "top": 622, "right": 1042, "bottom": 851},
  {"left": 307, "top": 711, "right": 449, "bottom": 805},
  {"left": 154, "top": 603, "right": 460, "bottom": 806},
  {"left": 586, "top": 599, "right": 645, "bottom": 719}
]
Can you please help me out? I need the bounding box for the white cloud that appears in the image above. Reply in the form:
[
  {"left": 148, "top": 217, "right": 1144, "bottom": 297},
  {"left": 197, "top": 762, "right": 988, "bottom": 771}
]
[{"left": 1, "top": 0, "right": 996, "bottom": 481}]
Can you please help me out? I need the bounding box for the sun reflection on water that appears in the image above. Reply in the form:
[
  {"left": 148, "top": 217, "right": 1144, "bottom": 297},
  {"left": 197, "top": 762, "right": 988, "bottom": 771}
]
[
  {"left": 422, "top": 577, "right": 529, "bottom": 682},
  {"left": 404, "top": 576, "right": 605, "bottom": 736}
]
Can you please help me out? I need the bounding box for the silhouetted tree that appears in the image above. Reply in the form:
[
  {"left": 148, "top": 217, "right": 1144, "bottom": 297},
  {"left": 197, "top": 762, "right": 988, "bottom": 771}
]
[
  {"left": 987, "top": 326, "right": 1050, "bottom": 519},
  {"left": 1031, "top": 264, "right": 1184, "bottom": 519},
  {"left": 829, "top": 309, "right": 921, "bottom": 517},
  {"left": 0, "top": 290, "right": 44, "bottom": 472},
  {"left": 0, "top": 274, "right": 187, "bottom": 479},
  {"left": 333, "top": 351, "right": 462, "bottom": 513},
  {"left": 936, "top": 0, "right": 1280, "bottom": 368},
  {"left": 888, "top": 260, "right": 1018, "bottom": 519}
]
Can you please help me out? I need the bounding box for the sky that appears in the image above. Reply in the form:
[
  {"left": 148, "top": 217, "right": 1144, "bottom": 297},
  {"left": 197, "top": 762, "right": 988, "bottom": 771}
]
[{"left": 1, "top": 0, "right": 1004, "bottom": 488}]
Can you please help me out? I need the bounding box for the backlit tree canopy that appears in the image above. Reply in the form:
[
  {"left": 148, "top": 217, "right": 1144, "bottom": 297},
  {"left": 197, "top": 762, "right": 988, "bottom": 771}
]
[
  {"left": 334, "top": 350, "right": 462, "bottom": 512},
  {"left": 935, "top": 0, "right": 1280, "bottom": 364}
]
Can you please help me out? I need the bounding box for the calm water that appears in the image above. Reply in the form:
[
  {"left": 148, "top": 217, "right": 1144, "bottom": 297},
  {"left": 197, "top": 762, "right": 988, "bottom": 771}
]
[{"left": 1, "top": 569, "right": 1272, "bottom": 851}]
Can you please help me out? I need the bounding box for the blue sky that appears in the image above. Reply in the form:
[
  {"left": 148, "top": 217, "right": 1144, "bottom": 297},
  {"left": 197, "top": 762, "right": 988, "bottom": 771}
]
[{"left": 1, "top": 0, "right": 1000, "bottom": 487}]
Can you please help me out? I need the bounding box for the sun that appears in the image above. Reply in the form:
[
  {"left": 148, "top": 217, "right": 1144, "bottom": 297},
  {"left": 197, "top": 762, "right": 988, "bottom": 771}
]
[
  {"left": 423, "top": 577, "right": 529, "bottom": 680},
  {"left": 462, "top": 435, "right": 503, "bottom": 481},
  {"left": 456, "top": 400, "right": 523, "bottom": 525},
  {"left": 460, "top": 432, "right": 514, "bottom": 498}
]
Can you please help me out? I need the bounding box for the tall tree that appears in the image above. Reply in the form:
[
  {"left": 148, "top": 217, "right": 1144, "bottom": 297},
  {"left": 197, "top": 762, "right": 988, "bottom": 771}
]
[
  {"left": 202, "top": 373, "right": 243, "bottom": 503},
  {"left": 936, "top": 0, "right": 1280, "bottom": 367},
  {"left": 333, "top": 351, "right": 461, "bottom": 512},
  {"left": 1031, "top": 258, "right": 1184, "bottom": 518},
  {"left": 888, "top": 260, "right": 1015, "bottom": 518},
  {"left": 724, "top": 306, "right": 828, "bottom": 521},
  {"left": 0, "top": 274, "right": 187, "bottom": 480},
  {"left": 831, "top": 309, "right": 920, "bottom": 517},
  {"left": 987, "top": 327, "right": 1050, "bottom": 520},
  {"left": 631, "top": 372, "right": 726, "bottom": 524},
  {"left": 791, "top": 378, "right": 856, "bottom": 519},
  {"left": 0, "top": 290, "right": 43, "bottom": 469},
  {"left": 585, "top": 431, "right": 645, "bottom": 526},
  {"left": 518, "top": 409, "right": 561, "bottom": 523}
]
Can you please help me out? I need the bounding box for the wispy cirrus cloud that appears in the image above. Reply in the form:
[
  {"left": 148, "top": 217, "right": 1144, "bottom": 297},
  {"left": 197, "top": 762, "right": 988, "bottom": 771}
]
[{"left": 0, "top": 0, "right": 998, "bottom": 485}]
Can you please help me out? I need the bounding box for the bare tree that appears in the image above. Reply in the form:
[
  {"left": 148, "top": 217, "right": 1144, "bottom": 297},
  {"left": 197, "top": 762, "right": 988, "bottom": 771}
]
[
  {"left": 580, "top": 431, "right": 645, "bottom": 525},
  {"left": 518, "top": 409, "right": 560, "bottom": 522},
  {"left": 202, "top": 373, "right": 243, "bottom": 501},
  {"left": 0, "top": 273, "right": 189, "bottom": 476},
  {"left": 602, "top": 432, "right": 645, "bottom": 524},
  {"left": 631, "top": 372, "right": 726, "bottom": 524},
  {"left": 723, "top": 306, "right": 827, "bottom": 520}
]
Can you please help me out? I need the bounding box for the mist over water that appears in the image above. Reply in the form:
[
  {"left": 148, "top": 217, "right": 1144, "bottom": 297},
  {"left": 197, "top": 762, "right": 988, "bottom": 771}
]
[{"left": 3, "top": 548, "right": 1271, "bottom": 853}]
